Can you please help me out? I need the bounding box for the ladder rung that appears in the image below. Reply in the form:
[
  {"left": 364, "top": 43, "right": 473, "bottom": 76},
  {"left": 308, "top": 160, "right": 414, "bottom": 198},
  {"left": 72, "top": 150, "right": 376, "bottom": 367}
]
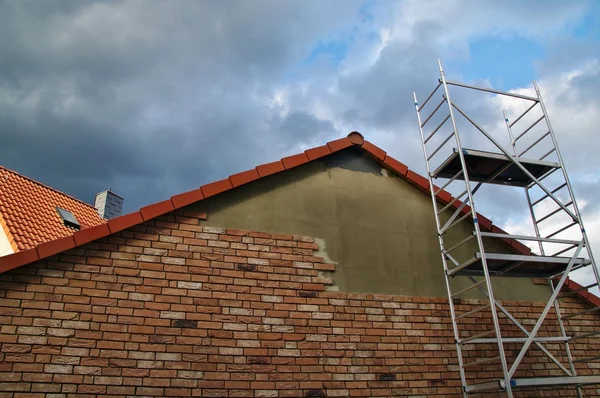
[
  {"left": 536, "top": 201, "right": 573, "bottom": 224},
  {"left": 562, "top": 306, "right": 600, "bottom": 320},
  {"left": 447, "top": 256, "right": 479, "bottom": 277},
  {"left": 437, "top": 189, "right": 467, "bottom": 215},
  {"left": 441, "top": 212, "right": 471, "bottom": 235},
  {"left": 444, "top": 234, "right": 475, "bottom": 255},
  {"left": 421, "top": 98, "right": 446, "bottom": 128},
  {"left": 435, "top": 170, "right": 463, "bottom": 195},
  {"left": 462, "top": 356, "right": 500, "bottom": 368},
  {"left": 551, "top": 243, "right": 578, "bottom": 257},
  {"left": 420, "top": 81, "right": 442, "bottom": 110},
  {"left": 545, "top": 221, "right": 577, "bottom": 239},
  {"left": 539, "top": 147, "right": 556, "bottom": 161},
  {"left": 479, "top": 231, "right": 580, "bottom": 245},
  {"left": 451, "top": 279, "right": 486, "bottom": 298},
  {"left": 519, "top": 131, "right": 550, "bottom": 157},
  {"left": 456, "top": 304, "right": 489, "bottom": 320},
  {"left": 531, "top": 183, "right": 567, "bottom": 206},
  {"left": 467, "top": 336, "right": 570, "bottom": 344},
  {"left": 558, "top": 282, "right": 599, "bottom": 299},
  {"left": 514, "top": 115, "right": 544, "bottom": 143},
  {"left": 428, "top": 130, "right": 455, "bottom": 160},
  {"left": 509, "top": 101, "right": 538, "bottom": 128},
  {"left": 530, "top": 167, "right": 558, "bottom": 187},
  {"left": 572, "top": 355, "right": 600, "bottom": 363},
  {"left": 460, "top": 330, "right": 495, "bottom": 344},
  {"left": 569, "top": 330, "right": 600, "bottom": 341},
  {"left": 424, "top": 115, "right": 450, "bottom": 143}
]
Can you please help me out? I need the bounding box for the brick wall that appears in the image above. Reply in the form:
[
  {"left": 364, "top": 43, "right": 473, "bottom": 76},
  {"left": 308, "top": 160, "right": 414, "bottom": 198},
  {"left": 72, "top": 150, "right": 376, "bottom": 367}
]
[{"left": 0, "top": 211, "right": 599, "bottom": 397}]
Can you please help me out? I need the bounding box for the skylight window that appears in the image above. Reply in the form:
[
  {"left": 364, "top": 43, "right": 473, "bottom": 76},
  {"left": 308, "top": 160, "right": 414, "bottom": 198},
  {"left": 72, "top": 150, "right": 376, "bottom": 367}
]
[{"left": 56, "top": 207, "right": 80, "bottom": 230}]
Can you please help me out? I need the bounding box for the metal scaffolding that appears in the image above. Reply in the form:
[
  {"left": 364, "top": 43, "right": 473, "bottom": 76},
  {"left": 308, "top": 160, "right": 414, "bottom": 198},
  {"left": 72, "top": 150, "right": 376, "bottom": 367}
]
[{"left": 413, "top": 60, "right": 600, "bottom": 396}]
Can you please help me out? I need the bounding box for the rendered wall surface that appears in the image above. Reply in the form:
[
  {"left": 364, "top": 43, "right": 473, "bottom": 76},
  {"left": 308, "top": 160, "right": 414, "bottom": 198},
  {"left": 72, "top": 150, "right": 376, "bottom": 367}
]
[
  {"left": 188, "top": 148, "right": 549, "bottom": 301},
  {"left": 0, "top": 215, "right": 598, "bottom": 397}
]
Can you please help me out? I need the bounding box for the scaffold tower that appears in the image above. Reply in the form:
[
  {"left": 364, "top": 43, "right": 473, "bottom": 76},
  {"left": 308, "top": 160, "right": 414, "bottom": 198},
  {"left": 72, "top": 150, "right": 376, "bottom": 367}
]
[{"left": 413, "top": 60, "right": 600, "bottom": 397}]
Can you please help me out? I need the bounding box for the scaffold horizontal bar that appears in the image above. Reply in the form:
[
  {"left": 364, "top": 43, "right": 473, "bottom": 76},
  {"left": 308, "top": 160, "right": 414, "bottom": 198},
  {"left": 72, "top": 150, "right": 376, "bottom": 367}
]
[
  {"left": 464, "top": 336, "right": 570, "bottom": 344},
  {"left": 451, "top": 279, "right": 486, "bottom": 298},
  {"left": 446, "top": 80, "right": 540, "bottom": 101},
  {"left": 428, "top": 130, "right": 454, "bottom": 160},
  {"left": 447, "top": 256, "right": 479, "bottom": 276},
  {"left": 539, "top": 147, "right": 556, "bottom": 161},
  {"left": 456, "top": 304, "right": 489, "bottom": 320},
  {"left": 536, "top": 201, "right": 573, "bottom": 224},
  {"left": 545, "top": 221, "right": 577, "bottom": 239},
  {"left": 572, "top": 356, "right": 600, "bottom": 363},
  {"left": 514, "top": 116, "right": 545, "bottom": 143},
  {"left": 421, "top": 98, "right": 446, "bottom": 128},
  {"left": 569, "top": 330, "right": 600, "bottom": 341},
  {"left": 519, "top": 131, "right": 550, "bottom": 157},
  {"left": 440, "top": 211, "right": 470, "bottom": 235},
  {"left": 551, "top": 244, "right": 577, "bottom": 257},
  {"left": 531, "top": 183, "right": 567, "bottom": 206},
  {"left": 558, "top": 282, "right": 599, "bottom": 299},
  {"left": 444, "top": 234, "right": 475, "bottom": 254},
  {"left": 420, "top": 81, "right": 442, "bottom": 110},
  {"left": 424, "top": 117, "right": 450, "bottom": 145},
  {"left": 437, "top": 189, "right": 467, "bottom": 215},
  {"left": 479, "top": 232, "right": 580, "bottom": 245},
  {"left": 462, "top": 356, "right": 500, "bottom": 368},
  {"left": 435, "top": 170, "right": 462, "bottom": 195},
  {"left": 509, "top": 102, "right": 538, "bottom": 127},
  {"left": 459, "top": 330, "right": 495, "bottom": 344},
  {"left": 562, "top": 306, "right": 600, "bottom": 320}
]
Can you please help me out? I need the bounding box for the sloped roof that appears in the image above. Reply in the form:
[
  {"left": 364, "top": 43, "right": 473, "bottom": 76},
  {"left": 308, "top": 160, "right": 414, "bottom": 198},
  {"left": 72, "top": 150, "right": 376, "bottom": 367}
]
[
  {"left": 0, "top": 132, "right": 595, "bottom": 306},
  {"left": 0, "top": 166, "right": 106, "bottom": 252}
]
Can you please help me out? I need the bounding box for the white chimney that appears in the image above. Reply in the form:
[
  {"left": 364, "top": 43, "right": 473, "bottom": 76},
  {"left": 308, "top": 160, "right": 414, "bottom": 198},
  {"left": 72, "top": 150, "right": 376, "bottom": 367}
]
[{"left": 94, "top": 189, "right": 123, "bottom": 220}]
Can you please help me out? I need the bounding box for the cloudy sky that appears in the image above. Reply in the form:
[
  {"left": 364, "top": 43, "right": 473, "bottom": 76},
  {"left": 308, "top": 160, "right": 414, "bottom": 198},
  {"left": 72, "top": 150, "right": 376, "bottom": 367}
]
[{"left": 1, "top": 0, "right": 599, "bottom": 285}]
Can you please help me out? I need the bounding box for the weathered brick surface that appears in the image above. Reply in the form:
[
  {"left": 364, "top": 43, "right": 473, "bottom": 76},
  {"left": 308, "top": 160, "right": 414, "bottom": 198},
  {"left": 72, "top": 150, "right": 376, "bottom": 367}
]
[{"left": 0, "top": 211, "right": 599, "bottom": 397}]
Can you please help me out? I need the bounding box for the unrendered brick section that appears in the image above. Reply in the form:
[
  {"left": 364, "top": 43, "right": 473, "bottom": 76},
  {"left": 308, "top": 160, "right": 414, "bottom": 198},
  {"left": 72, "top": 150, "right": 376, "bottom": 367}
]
[{"left": 0, "top": 211, "right": 598, "bottom": 397}]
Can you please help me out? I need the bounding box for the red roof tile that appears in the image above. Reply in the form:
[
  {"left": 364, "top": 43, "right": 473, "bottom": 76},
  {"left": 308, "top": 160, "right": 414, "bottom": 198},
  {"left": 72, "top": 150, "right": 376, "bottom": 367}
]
[
  {"left": 0, "top": 132, "right": 596, "bottom": 307},
  {"left": 305, "top": 145, "right": 332, "bottom": 161},
  {"left": 282, "top": 153, "right": 310, "bottom": 169},
  {"left": 0, "top": 166, "right": 106, "bottom": 252},
  {"left": 229, "top": 169, "right": 260, "bottom": 188}
]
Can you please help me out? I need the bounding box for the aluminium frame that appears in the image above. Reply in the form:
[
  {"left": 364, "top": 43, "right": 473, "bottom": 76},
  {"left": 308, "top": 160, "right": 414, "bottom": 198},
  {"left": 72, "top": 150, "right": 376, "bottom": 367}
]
[{"left": 413, "top": 60, "right": 600, "bottom": 397}]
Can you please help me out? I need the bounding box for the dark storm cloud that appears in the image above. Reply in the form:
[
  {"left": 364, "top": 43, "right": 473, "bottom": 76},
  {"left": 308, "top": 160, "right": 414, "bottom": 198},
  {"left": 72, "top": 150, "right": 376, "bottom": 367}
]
[
  {"left": 0, "top": 0, "right": 596, "bottom": 220},
  {"left": 0, "top": 0, "right": 360, "bottom": 210}
]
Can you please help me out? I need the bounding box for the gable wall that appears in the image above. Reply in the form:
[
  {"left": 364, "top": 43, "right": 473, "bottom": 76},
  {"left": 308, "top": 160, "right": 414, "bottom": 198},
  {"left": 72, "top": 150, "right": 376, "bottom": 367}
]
[
  {"left": 188, "top": 148, "right": 549, "bottom": 301},
  {"left": 0, "top": 215, "right": 598, "bottom": 397}
]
